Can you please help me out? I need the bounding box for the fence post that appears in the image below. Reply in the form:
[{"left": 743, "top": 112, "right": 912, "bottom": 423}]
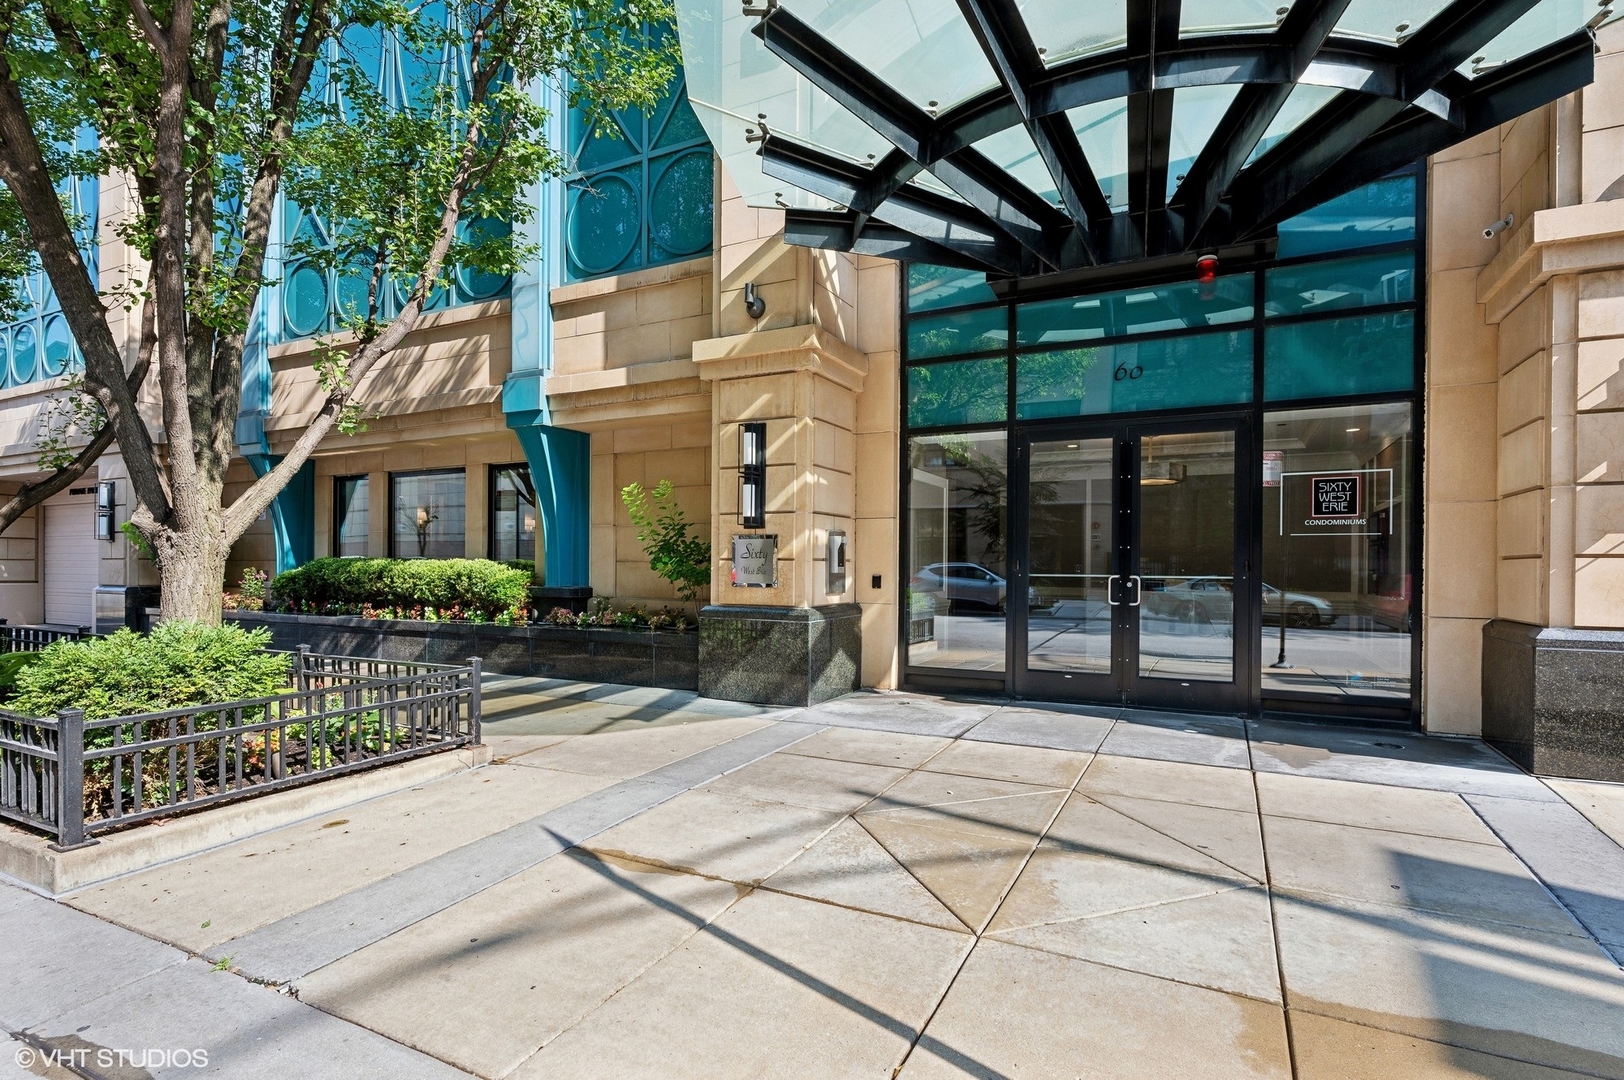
[
  {"left": 51, "top": 709, "right": 95, "bottom": 851},
  {"left": 468, "top": 657, "right": 482, "bottom": 745},
  {"left": 296, "top": 644, "right": 311, "bottom": 693}
]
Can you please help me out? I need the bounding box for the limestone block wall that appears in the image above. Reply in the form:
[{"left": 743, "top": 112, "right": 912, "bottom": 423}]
[
  {"left": 0, "top": 500, "right": 42, "bottom": 624},
  {"left": 547, "top": 257, "right": 715, "bottom": 612},
  {"left": 704, "top": 169, "right": 901, "bottom": 688}
]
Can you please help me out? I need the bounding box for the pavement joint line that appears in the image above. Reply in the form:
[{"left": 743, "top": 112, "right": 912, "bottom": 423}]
[
  {"left": 1252, "top": 759, "right": 1301, "bottom": 1080},
  {"left": 1460, "top": 793, "right": 1624, "bottom": 967},
  {"left": 206, "top": 719, "right": 827, "bottom": 987}
]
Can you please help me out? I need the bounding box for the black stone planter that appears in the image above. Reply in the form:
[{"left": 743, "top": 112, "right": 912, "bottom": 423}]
[
  {"left": 228, "top": 611, "right": 698, "bottom": 691},
  {"left": 1483, "top": 619, "right": 1624, "bottom": 781}
]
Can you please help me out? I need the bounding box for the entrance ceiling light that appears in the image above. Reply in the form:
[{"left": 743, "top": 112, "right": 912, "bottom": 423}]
[
  {"left": 1141, "top": 461, "right": 1187, "bottom": 486},
  {"left": 675, "top": 0, "right": 1612, "bottom": 278}
]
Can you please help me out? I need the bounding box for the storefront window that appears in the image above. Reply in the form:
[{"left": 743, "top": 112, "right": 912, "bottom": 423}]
[
  {"left": 1261, "top": 402, "right": 1414, "bottom": 702},
  {"left": 390, "top": 470, "right": 466, "bottom": 558},
  {"left": 490, "top": 466, "right": 537, "bottom": 563},
  {"left": 334, "top": 476, "right": 369, "bottom": 556},
  {"left": 907, "top": 432, "right": 1008, "bottom": 674}
]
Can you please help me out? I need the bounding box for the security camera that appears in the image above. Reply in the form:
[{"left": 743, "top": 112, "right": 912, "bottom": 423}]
[{"left": 1483, "top": 213, "right": 1514, "bottom": 240}]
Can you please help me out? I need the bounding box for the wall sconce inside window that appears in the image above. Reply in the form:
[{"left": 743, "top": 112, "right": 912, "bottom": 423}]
[
  {"left": 95, "top": 480, "right": 115, "bottom": 541},
  {"left": 738, "top": 421, "right": 766, "bottom": 529}
]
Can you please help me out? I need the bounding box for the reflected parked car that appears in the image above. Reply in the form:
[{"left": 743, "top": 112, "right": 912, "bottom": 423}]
[
  {"left": 909, "top": 562, "right": 1040, "bottom": 612},
  {"left": 1143, "top": 577, "right": 1334, "bottom": 627}
]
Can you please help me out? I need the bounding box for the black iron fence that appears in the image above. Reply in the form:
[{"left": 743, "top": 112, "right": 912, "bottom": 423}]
[
  {"left": 0, "top": 622, "right": 97, "bottom": 652},
  {"left": 0, "top": 649, "right": 481, "bottom": 848}
]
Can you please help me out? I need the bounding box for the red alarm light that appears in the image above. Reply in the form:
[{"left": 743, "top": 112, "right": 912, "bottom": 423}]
[{"left": 1196, "top": 253, "right": 1219, "bottom": 299}]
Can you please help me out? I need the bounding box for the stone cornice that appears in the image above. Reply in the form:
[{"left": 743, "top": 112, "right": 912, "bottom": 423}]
[
  {"left": 1477, "top": 201, "right": 1624, "bottom": 324},
  {"left": 691, "top": 324, "right": 869, "bottom": 393}
]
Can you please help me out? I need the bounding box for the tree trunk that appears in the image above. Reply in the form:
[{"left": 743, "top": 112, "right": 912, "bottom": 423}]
[{"left": 155, "top": 528, "right": 230, "bottom": 625}]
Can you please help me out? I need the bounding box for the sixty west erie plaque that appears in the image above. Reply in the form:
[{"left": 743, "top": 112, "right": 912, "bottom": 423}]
[{"left": 730, "top": 534, "right": 778, "bottom": 587}]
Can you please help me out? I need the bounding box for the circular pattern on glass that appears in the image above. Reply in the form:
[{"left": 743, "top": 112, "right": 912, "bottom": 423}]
[
  {"left": 11, "top": 324, "right": 37, "bottom": 386},
  {"left": 334, "top": 273, "right": 369, "bottom": 324},
  {"left": 457, "top": 219, "right": 512, "bottom": 300},
  {"left": 41, "top": 315, "right": 72, "bottom": 377},
  {"left": 284, "top": 263, "right": 329, "bottom": 338},
  {"left": 649, "top": 150, "right": 713, "bottom": 258},
  {"left": 567, "top": 173, "right": 639, "bottom": 277}
]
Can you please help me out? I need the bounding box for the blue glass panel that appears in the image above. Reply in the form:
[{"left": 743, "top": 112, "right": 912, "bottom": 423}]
[
  {"left": 907, "top": 358, "right": 1008, "bottom": 427},
  {"left": 907, "top": 264, "right": 997, "bottom": 312},
  {"left": 11, "top": 325, "right": 37, "bottom": 385},
  {"left": 1265, "top": 311, "right": 1415, "bottom": 400},
  {"left": 1276, "top": 176, "right": 1417, "bottom": 257},
  {"left": 285, "top": 263, "right": 329, "bottom": 337},
  {"left": 457, "top": 218, "right": 512, "bottom": 300},
  {"left": 649, "top": 149, "right": 714, "bottom": 260},
  {"left": 41, "top": 315, "right": 72, "bottom": 377},
  {"left": 653, "top": 88, "right": 706, "bottom": 149},
  {"left": 1016, "top": 331, "right": 1253, "bottom": 419},
  {"left": 1265, "top": 251, "right": 1415, "bottom": 317},
  {"left": 1017, "top": 275, "right": 1253, "bottom": 346},
  {"left": 908, "top": 307, "right": 1008, "bottom": 359},
  {"left": 568, "top": 171, "right": 641, "bottom": 277},
  {"left": 334, "top": 271, "right": 369, "bottom": 322},
  {"left": 0, "top": 333, "right": 9, "bottom": 388}
]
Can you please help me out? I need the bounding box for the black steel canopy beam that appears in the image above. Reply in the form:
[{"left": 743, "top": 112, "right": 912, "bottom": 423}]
[
  {"left": 754, "top": 5, "right": 1073, "bottom": 270},
  {"left": 758, "top": 135, "right": 1029, "bottom": 274},
  {"left": 1170, "top": 0, "right": 1357, "bottom": 247},
  {"left": 955, "top": 0, "right": 1113, "bottom": 263},
  {"left": 1261, "top": 30, "right": 1594, "bottom": 230},
  {"left": 1226, "top": 0, "right": 1546, "bottom": 240},
  {"left": 783, "top": 209, "right": 992, "bottom": 270}
]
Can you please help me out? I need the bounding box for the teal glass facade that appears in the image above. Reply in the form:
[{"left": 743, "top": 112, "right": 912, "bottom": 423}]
[
  {"left": 902, "top": 176, "right": 1421, "bottom": 428},
  {"left": 1, "top": 141, "right": 97, "bottom": 390},
  {"left": 564, "top": 51, "right": 714, "bottom": 281}
]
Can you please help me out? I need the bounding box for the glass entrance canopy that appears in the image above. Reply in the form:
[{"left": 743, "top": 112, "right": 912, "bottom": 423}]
[{"left": 674, "top": 0, "right": 1613, "bottom": 274}]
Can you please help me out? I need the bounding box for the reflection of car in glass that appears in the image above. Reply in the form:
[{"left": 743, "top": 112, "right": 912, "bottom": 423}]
[
  {"left": 1260, "top": 583, "right": 1335, "bottom": 627},
  {"left": 909, "top": 563, "right": 1039, "bottom": 612},
  {"left": 1142, "top": 577, "right": 1334, "bottom": 627}
]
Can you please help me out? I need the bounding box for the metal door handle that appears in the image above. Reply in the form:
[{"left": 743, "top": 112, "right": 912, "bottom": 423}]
[
  {"left": 1127, "top": 575, "right": 1143, "bottom": 607},
  {"left": 1107, "top": 577, "right": 1120, "bottom": 606}
]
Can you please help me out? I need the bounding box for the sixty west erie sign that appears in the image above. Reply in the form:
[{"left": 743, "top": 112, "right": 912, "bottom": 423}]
[
  {"left": 1309, "top": 474, "right": 1363, "bottom": 521},
  {"left": 731, "top": 534, "right": 778, "bottom": 587}
]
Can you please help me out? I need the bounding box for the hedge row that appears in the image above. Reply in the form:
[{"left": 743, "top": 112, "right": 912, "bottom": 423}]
[{"left": 270, "top": 558, "right": 531, "bottom": 622}]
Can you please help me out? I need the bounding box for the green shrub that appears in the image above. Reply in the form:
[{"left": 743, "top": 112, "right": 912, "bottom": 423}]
[
  {"left": 10, "top": 622, "right": 290, "bottom": 721},
  {"left": 269, "top": 557, "right": 530, "bottom": 621}
]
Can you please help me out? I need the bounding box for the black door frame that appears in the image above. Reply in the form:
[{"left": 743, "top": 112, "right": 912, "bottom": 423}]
[{"left": 1010, "top": 411, "right": 1255, "bottom": 714}]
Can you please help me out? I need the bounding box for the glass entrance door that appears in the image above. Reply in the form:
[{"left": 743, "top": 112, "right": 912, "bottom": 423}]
[{"left": 1014, "top": 419, "right": 1251, "bottom": 711}]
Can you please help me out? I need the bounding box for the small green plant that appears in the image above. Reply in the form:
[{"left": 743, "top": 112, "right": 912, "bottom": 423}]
[
  {"left": 0, "top": 651, "right": 41, "bottom": 696},
  {"left": 620, "top": 480, "right": 710, "bottom": 605},
  {"left": 120, "top": 521, "right": 155, "bottom": 561}
]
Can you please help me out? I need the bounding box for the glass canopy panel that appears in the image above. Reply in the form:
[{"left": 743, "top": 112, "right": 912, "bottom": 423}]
[
  {"left": 1246, "top": 83, "right": 1339, "bottom": 166},
  {"left": 678, "top": 0, "right": 895, "bottom": 209},
  {"left": 1020, "top": 0, "right": 1127, "bottom": 66},
  {"left": 1068, "top": 100, "right": 1130, "bottom": 212},
  {"left": 908, "top": 264, "right": 998, "bottom": 312},
  {"left": 1457, "top": 0, "right": 1584, "bottom": 78},
  {"left": 1332, "top": 0, "right": 1455, "bottom": 44},
  {"left": 1181, "top": 0, "right": 1293, "bottom": 37},
  {"left": 1168, "top": 85, "right": 1241, "bottom": 201},
  {"left": 784, "top": 0, "right": 998, "bottom": 113},
  {"left": 972, "top": 124, "right": 1061, "bottom": 203}
]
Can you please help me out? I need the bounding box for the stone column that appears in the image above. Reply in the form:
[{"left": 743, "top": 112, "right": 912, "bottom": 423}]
[{"left": 694, "top": 325, "right": 868, "bottom": 705}]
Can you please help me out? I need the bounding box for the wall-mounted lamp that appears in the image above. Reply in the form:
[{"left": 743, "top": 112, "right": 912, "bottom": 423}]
[
  {"left": 739, "top": 422, "right": 767, "bottom": 529},
  {"left": 95, "top": 480, "right": 115, "bottom": 541},
  {"left": 743, "top": 282, "right": 766, "bottom": 320}
]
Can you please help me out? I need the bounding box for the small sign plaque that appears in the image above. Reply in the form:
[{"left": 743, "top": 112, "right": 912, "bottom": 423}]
[
  {"left": 731, "top": 534, "right": 778, "bottom": 588},
  {"left": 1309, "top": 474, "right": 1362, "bottom": 519}
]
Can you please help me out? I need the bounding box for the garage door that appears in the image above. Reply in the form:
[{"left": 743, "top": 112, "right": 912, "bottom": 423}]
[{"left": 44, "top": 499, "right": 98, "bottom": 626}]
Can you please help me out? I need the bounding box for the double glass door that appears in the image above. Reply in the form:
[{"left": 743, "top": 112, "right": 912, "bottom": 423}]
[{"left": 1013, "top": 418, "right": 1252, "bottom": 712}]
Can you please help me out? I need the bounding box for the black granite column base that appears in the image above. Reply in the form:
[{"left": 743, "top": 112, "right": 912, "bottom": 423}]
[
  {"left": 1483, "top": 619, "right": 1624, "bottom": 781},
  {"left": 698, "top": 603, "right": 862, "bottom": 707}
]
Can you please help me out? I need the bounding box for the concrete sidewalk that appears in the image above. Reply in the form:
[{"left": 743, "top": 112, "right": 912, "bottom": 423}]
[{"left": 6, "top": 684, "right": 1624, "bottom": 1078}]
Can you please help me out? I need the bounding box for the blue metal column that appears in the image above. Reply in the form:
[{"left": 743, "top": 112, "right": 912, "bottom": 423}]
[{"left": 504, "top": 79, "right": 592, "bottom": 594}]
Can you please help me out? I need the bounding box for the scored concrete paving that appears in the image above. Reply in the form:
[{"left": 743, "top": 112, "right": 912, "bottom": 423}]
[{"left": 5, "top": 681, "right": 1624, "bottom": 1079}]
